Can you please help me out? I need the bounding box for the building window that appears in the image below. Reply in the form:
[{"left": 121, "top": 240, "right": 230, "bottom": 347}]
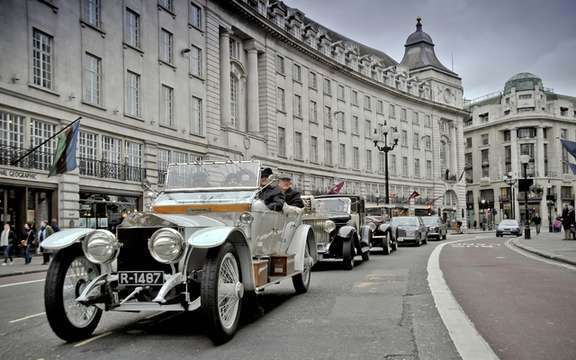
[
  {"left": 481, "top": 149, "right": 489, "bottom": 178},
  {"left": 389, "top": 104, "right": 396, "bottom": 118},
  {"left": 101, "top": 135, "right": 122, "bottom": 166},
  {"left": 160, "top": 85, "right": 174, "bottom": 126},
  {"left": 466, "top": 137, "right": 472, "bottom": 148},
  {"left": 378, "top": 152, "right": 385, "bottom": 174},
  {"left": 413, "top": 111, "right": 419, "bottom": 125},
  {"left": 231, "top": 74, "right": 240, "bottom": 127},
  {"left": 402, "top": 156, "right": 408, "bottom": 177},
  {"left": 323, "top": 78, "right": 331, "bottom": 96},
  {"left": 157, "top": 148, "right": 170, "bottom": 184},
  {"left": 377, "top": 100, "right": 384, "bottom": 114},
  {"left": 325, "top": 140, "right": 333, "bottom": 166},
  {"left": 292, "top": 64, "right": 302, "bottom": 82},
  {"left": 171, "top": 150, "right": 188, "bottom": 163},
  {"left": 79, "top": 132, "right": 98, "bottom": 176},
  {"left": 366, "top": 149, "right": 372, "bottom": 171},
  {"left": 83, "top": 0, "right": 100, "bottom": 27},
  {"left": 32, "top": 29, "right": 53, "bottom": 89},
  {"left": 415, "top": 159, "right": 421, "bottom": 178},
  {"left": 83, "top": 53, "right": 101, "bottom": 105},
  {"left": 0, "top": 111, "right": 25, "bottom": 149},
  {"left": 519, "top": 94, "right": 532, "bottom": 100},
  {"left": 481, "top": 133, "right": 489, "bottom": 145},
  {"left": 125, "top": 140, "right": 143, "bottom": 169},
  {"left": 364, "top": 119, "right": 371, "bottom": 138},
  {"left": 400, "top": 108, "right": 407, "bottom": 122},
  {"left": 352, "top": 115, "right": 359, "bottom": 135},
  {"left": 276, "top": 55, "right": 285, "bottom": 74},
  {"left": 517, "top": 127, "right": 536, "bottom": 138},
  {"left": 308, "top": 71, "right": 317, "bottom": 89},
  {"left": 351, "top": 90, "right": 358, "bottom": 106},
  {"left": 413, "top": 132, "right": 420, "bottom": 149},
  {"left": 339, "top": 144, "right": 346, "bottom": 168},
  {"left": 158, "top": 0, "right": 173, "bottom": 11},
  {"left": 337, "top": 85, "right": 345, "bottom": 101},
  {"left": 294, "top": 132, "right": 303, "bottom": 160},
  {"left": 159, "top": 29, "right": 173, "bottom": 64},
  {"left": 479, "top": 113, "right": 489, "bottom": 123},
  {"left": 337, "top": 112, "right": 345, "bottom": 131},
  {"left": 277, "top": 127, "right": 286, "bottom": 157},
  {"left": 189, "top": 2, "right": 202, "bottom": 29},
  {"left": 390, "top": 154, "right": 397, "bottom": 176},
  {"left": 424, "top": 136, "right": 431, "bottom": 151},
  {"left": 310, "top": 136, "right": 318, "bottom": 163},
  {"left": 189, "top": 45, "right": 202, "bottom": 77},
  {"left": 520, "top": 143, "right": 535, "bottom": 176},
  {"left": 364, "top": 95, "right": 371, "bottom": 110},
  {"left": 504, "top": 145, "right": 511, "bottom": 174},
  {"left": 126, "top": 71, "right": 140, "bottom": 116},
  {"left": 425, "top": 114, "right": 431, "bottom": 128},
  {"left": 401, "top": 130, "right": 408, "bottom": 147},
  {"left": 191, "top": 96, "right": 202, "bottom": 136},
  {"left": 277, "top": 87, "right": 285, "bottom": 111},
  {"left": 353, "top": 146, "right": 359, "bottom": 169},
  {"left": 426, "top": 160, "right": 432, "bottom": 178},
  {"left": 324, "top": 106, "right": 332, "bottom": 127},
  {"left": 309, "top": 101, "right": 317, "bottom": 123},
  {"left": 229, "top": 38, "right": 240, "bottom": 59},
  {"left": 125, "top": 9, "right": 141, "bottom": 48},
  {"left": 30, "top": 119, "right": 56, "bottom": 170},
  {"left": 294, "top": 94, "right": 302, "bottom": 118}
]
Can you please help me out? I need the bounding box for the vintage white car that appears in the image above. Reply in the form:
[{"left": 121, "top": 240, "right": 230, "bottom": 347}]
[{"left": 42, "top": 161, "right": 317, "bottom": 344}]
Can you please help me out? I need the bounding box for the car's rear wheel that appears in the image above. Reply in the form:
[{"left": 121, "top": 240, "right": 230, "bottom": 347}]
[
  {"left": 382, "top": 234, "right": 392, "bottom": 255},
  {"left": 342, "top": 240, "right": 355, "bottom": 270},
  {"left": 292, "top": 238, "right": 313, "bottom": 294},
  {"left": 201, "top": 243, "right": 243, "bottom": 345}
]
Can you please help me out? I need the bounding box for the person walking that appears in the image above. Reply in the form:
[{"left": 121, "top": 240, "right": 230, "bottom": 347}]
[
  {"left": 38, "top": 220, "right": 54, "bottom": 265},
  {"left": 21, "top": 223, "right": 36, "bottom": 265},
  {"left": 532, "top": 213, "right": 542, "bottom": 234},
  {"left": 570, "top": 206, "right": 576, "bottom": 240},
  {"left": 562, "top": 205, "right": 571, "bottom": 240},
  {"left": 1, "top": 224, "right": 15, "bottom": 265}
]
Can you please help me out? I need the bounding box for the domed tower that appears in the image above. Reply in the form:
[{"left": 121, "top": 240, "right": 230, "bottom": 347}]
[
  {"left": 400, "top": 17, "right": 463, "bottom": 108},
  {"left": 502, "top": 72, "right": 546, "bottom": 114}
]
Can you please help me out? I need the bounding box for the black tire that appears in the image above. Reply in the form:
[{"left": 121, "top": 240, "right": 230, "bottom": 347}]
[
  {"left": 201, "top": 243, "right": 243, "bottom": 345},
  {"left": 442, "top": 232, "right": 447, "bottom": 240},
  {"left": 423, "top": 234, "right": 428, "bottom": 245},
  {"left": 361, "top": 247, "right": 370, "bottom": 262},
  {"left": 342, "top": 240, "right": 355, "bottom": 270},
  {"left": 415, "top": 234, "right": 422, "bottom": 247},
  {"left": 391, "top": 233, "right": 398, "bottom": 252},
  {"left": 382, "top": 234, "right": 391, "bottom": 255},
  {"left": 44, "top": 246, "right": 102, "bottom": 342},
  {"left": 292, "top": 238, "right": 313, "bottom": 294}
]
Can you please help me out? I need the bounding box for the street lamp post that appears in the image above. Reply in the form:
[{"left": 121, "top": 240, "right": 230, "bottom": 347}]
[
  {"left": 520, "top": 155, "right": 531, "bottom": 239},
  {"left": 503, "top": 172, "right": 516, "bottom": 219},
  {"left": 373, "top": 122, "right": 399, "bottom": 219}
]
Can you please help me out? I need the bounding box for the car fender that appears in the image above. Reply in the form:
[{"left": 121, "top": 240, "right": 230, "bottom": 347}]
[
  {"left": 337, "top": 225, "right": 356, "bottom": 239},
  {"left": 378, "top": 223, "right": 391, "bottom": 234},
  {"left": 360, "top": 224, "right": 373, "bottom": 245},
  {"left": 287, "top": 224, "right": 317, "bottom": 272},
  {"left": 187, "top": 227, "right": 237, "bottom": 248},
  {"left": 41, "top": 228, "right": 100, "bottom": 250}
]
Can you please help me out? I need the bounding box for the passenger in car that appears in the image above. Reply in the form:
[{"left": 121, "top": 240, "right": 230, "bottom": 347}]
[
  {"left": 278, "top": 173, "right": 304, "bottom": 208},
  {"left": 258, "top": 167, "right": 285, "bottom": 211}
]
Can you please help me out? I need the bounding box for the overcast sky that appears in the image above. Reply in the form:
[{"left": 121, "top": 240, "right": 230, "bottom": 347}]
[{"left": 284, "top": 0, "right": 576, "bottom": 100}]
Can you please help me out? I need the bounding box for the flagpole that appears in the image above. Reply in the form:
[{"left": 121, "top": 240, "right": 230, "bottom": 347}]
[{"left": 10, "top": 117, "right": 81, "bottom": 166}]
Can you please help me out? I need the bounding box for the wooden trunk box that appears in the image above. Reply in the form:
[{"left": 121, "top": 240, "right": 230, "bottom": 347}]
[
  {"left": 252, "top": 259, "right": 269, "bottom": 287},
  {"left": 270, "top": 254, "right": 295, "bottom": 277}
]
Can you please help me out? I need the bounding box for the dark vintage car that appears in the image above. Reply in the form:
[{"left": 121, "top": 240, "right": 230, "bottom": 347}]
[
  {"left": 365, "top": 206, "right": 397, "bottom": 255},
  {"left": 496, "top": 219, "right": 522, "bottom": 237},
  {"left": 304, "top": 195, "right": 371, "bottom": 269},
  {"left": 421, "top": 216, "right": 447, "bottom": 240},
  {"left": 390, "top": 216, "right": 428, "bottom": 246}
]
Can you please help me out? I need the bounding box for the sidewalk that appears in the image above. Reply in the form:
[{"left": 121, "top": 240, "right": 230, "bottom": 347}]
[
  {"left": 0, "top": 255, "right": 49, "bottom": 278},
  {"left": 511, "top": 231, "right": 576, "bottom": 267}
]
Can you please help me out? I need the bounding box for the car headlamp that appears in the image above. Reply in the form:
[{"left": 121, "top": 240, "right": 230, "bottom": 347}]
[
  {"left": 239, "top": 212, "right": 254, "bottom": 225},
  {"left": 83, "top": 230, "right": 119, "bottom": 264},
  {"left": 148, "top": 228, "right": 185, "bottom": 264},
  {"left": 323, "top": 220, "right": 336, "bottom": 233}
]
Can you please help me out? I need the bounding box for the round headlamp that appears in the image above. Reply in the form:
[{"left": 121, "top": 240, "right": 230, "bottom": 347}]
[
  {"left": 239, "top": 212, "right": 254, "bottom": 225},
  {"left": 83, "top": 230, "right": 119, "bottom": 264},
  {"left": 323, "top": 220, "right": 336, "bottom": 234},
  {"left": 148, "top": 228, "right": 185, "bottom": 264}
]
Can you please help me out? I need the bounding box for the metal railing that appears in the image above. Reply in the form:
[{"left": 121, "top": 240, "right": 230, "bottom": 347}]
[
  {"left": 0, "top": 144, "right": 53, "bottom": 171},
  {"left": 78, "top": 157, "right": 146, "bottom": 182}
]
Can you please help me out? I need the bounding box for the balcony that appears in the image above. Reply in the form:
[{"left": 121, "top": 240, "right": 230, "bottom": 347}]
[
  {"left": 0, "top": 144, "right": 53, "bottom": 171},
  {"left": 79, "top": 157, "right": 146, "bottom": 182}
]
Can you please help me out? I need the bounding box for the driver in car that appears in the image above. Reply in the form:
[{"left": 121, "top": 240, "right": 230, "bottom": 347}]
[{"left": 258, "top": 168, "right": 285, "bottom": 211}]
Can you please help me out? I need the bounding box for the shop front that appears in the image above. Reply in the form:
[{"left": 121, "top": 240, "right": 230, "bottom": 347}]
[{"left": 79, "top": 191, "right": 141, "bottom": 232}]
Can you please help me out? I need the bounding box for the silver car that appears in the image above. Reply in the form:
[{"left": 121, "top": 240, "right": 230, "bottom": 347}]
[
  {"left": 391, "top": 216, "right": 428, "bottom": 246},
  {"left": 421, "top": 216, "right": 447, "bottom": 240}
]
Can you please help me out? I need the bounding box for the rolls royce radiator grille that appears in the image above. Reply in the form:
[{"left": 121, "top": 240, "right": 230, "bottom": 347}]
[
  {"left": 304, "top": 219, "right": 329, "bottom": 245},
  {"left": 117, "top": 228, "right": 172, "bottom": 272}
]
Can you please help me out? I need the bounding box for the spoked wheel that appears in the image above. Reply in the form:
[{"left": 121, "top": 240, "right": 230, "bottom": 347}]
[
  {"left": 201, "top": 243, "right": 243, "bottom": 345},
  {"left": 292, "top": 239, "right": 313, "bottom": 294},
  {"left": 382, "top": 234, "right": 392, "bottom": 255},
  {"left": 342, "top": 240, "right": 355, "bottom": 270},
  {"left": 44, "top": 246, "right": 102, "bottom": 342}
]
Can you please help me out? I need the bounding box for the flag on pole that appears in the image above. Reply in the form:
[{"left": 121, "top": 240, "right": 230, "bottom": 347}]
[
  {"left": 569, "top": 162, "right": 576, "bottom": 175},
  {"left": 49, "top": 120, "right": 80, "bottom": 177},
  {"left": 561, "top": 139, "right": 576, "bottom": 160},
  {"left": 408, "top": 191, "right": 420, "bottom": 200},
  {"left": 327, "top": 181, "right": 345, "bottom": 194},
  {"left": 457, "top": 168, "right": 465, "bottom": 182}
]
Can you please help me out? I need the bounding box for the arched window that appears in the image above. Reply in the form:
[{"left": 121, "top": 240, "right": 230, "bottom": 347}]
[
  {"left": 440, "top": 140, "right": 448, "bottom": 171},
  {"left": 230, "top": 73, "right": 239, "bottom": 128}
]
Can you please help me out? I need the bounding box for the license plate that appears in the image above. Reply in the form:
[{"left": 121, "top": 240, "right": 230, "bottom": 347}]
[{"left": 118, "top": 271, "right": 164, "bottom": 286}]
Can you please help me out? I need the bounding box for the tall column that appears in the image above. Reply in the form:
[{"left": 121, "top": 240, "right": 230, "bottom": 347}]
[
  {"left": 220, "top": 28, "right": 232, "bottom": 127},
  {"left": 246, "top": 45, "right": 260, "bottom": 133},
  {"left": 536, "top": 126, "right": 545, "bottom": 177},
  {"left": 510, "top": 128, "right": 520, "bottom": 222},
  {"left": 450, "top": 123, "right": 458, "bottom": 175}
]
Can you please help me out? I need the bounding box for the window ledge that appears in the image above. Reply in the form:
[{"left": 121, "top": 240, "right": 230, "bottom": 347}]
[
  {"left": 123, "top": 43, "right": 144, "bottom": 55},
  {"left": 188, "top": 23, "right": 204, "bottom": 32},
  {"left": 277, "top": 155, "right": 287, "bottom": 159},
  {"left": 188, "top": 132, "right": 205, "bottom": 138},
  {"left": 276, "top": 71, "right": 286, "bottom": 77},
  {"left": 309, "top": 86, "right": 317, "bottom": 91},
  {"left": 80, "top": 20, "right": 105, "bottom": 36},
  {"left": 28, "top": 83, "right": 60, "bottom": 97},
  {"left": 81, "top": 101, "right": 106, "bottom": 111},
  {"left": 124, "top": 113, "right": 145, "bottom": 122},
  {"left": 276, "top": 109, "right": 286, "bottom": 114},
  {"left": 293, "top": 79, "right": 302, "bottom": 84},
  {"left": 158, "top": 4, "right": 176, "bottom": 17},
  {"left": 294, "top": 115, "right": 303, "bottom": 120},
  {"left": 324, "top": 125, "right": 333, "bottom": 129},
  {"left": 38, "top": 0, "right": 58, "bottom": 12},
  {"left": 189, "top": 73, "right": 205, "bottom": 81},
  {"left": 159, "top": 123, "right": 177, "bottom": 131},
  {"left": 159, "top": 59, "right": 176, "bottom": 70},
  {"left": 338, "top": 129, "right": 346, "bottom": 133}
]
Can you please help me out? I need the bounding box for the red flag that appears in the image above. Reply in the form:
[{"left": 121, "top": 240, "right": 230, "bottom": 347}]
[
  {"left": 408, "top": 191, "right": 420, "bottom": 200},
  {"left": 327, "top": 181, "right": 345, "bottom": 194}
]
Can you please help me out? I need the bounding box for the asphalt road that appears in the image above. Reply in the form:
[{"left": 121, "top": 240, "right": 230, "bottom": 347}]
[
  {"left": 0, "top": 241, "right": 459, "bottom": 360},
  {"left": 441, "top": 234, "right": 576, "bottom": 360}
]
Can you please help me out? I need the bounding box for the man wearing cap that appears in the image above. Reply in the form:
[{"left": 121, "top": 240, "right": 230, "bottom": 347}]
[
  {"left": 258, "top": 168, "right": 285, "bottom": 211},
  {"left": 278, "top": 173, "right": 304, "bottom": 208}
]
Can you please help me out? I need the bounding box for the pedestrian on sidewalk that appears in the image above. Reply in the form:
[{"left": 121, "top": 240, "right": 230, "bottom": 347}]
[
  {"left": 50, "top": 219, "right": 60, "bottom": 233},
  {"left": 562, "top": 205, "right": 571, "bottom": 240},
  {"left": 1, "top": 224, "right": 16, "bottom": 265},
  {"left": 532, "top": 213, "right": 541, "bottom": 234},
  {"left": 38, "top": 220, "right": 54, "bottom": 265},
  {"left": 21, "top": 223, "right": 36, "bottom": 265}
]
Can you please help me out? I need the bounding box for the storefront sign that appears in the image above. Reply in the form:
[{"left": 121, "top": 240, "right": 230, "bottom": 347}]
[{"left": 0, "top": 168, "right": 38, "bottom": 179}]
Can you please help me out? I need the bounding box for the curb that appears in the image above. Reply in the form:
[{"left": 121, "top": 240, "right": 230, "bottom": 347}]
[{"left": 510, "top": 239, "right": 576, "bottom": 267}]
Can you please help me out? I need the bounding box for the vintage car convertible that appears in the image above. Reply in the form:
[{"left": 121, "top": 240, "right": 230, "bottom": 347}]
[{"left": 42, "top": 161, "right": 317, "bottom": 344}]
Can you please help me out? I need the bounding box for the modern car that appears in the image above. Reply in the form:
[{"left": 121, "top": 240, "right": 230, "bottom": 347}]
[
  {"left": 304, "top": 195, "right": 371, "bottom": 269},
  {"left": 421, "top": 216, "right": 448, "bottom": 240},
  {"left": 496, "top": 219, "right": 522, "bottom": 237},
  {"left": 365, "top": 206, "right": 397, "bottom": 255},
  {"left": 42, "top": 161, "right": 317, "bottom": 345},
  {"left": 390, "top": 216, "right": 428, "bottom": 246}
]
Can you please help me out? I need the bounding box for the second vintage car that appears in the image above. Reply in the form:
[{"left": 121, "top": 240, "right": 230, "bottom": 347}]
[
  {"left": 390, "top": 216, "right": 429, "bottom": 246},
  {"left": 365, "top": 206, "right": 397, "bottom": 255},
  {"left": 421, "top": 216, "right": 448, "bottom": 240}
]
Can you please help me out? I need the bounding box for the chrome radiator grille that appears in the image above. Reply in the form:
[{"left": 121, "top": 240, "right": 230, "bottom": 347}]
[{"left": 305, "top": 219, "right": 329, "bottom": 245}]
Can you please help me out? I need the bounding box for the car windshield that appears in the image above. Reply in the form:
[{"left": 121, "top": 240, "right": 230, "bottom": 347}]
[
  {"left": 154, "top": 191, "right": 255, "bottom": 205},
  {"left": 314, "top": 198, "right": 351, "bottom": 215},
  {"left": 392, "top": 217, "right": 419, "bottom": 226},
  {"left": 500, "top": 220, "right": 518, "bottom": 226},
  {"left": 422, "top": 217, "right": 441, "bottom": 225},
  {"left": 165, "top": 161, "right": 260, "bottom": 190}
]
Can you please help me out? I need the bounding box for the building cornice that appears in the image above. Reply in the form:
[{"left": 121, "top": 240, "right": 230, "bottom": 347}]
[
  {"left": 463, "top": 113, "right": 576, "bottom": 133},
  {"left": 217, "top": 0, "right": 468, "bottom": 117}
]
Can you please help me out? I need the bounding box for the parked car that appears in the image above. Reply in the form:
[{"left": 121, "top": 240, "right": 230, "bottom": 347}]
[
  {"left": 496, "top": 219, "right": 522, "bottom": 237},
  {"left": 365, "top": 206, "right": 397, "bottom": 255},
  {"left": 390, "top": 216, "right": 428, "bottom": 246},
  {"left": 42, "top": 161, "right": 317, "bottom": 345},
  {"left": 421, "top": 216, "right": 447, "bottom": 240},
  {"left": 304, "top": 195, "right": 371, "bottom": 269}
]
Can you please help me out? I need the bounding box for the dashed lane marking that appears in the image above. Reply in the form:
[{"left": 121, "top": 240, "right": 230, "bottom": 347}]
[
  {"left": 427, "top": 238, "right": 500, "bottom": 360},
  {"left": 0, "top": 279, "right": 45, "bottom": 289},
  {"left": 73, "top": 331, "right": 113, "bottom": 347},
  {"left": 9, "top": 312, "right": 46, "bottom": 323}
]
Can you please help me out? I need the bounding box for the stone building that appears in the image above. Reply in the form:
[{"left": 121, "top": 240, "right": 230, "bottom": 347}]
[
  {"left": 0, "top": 0, "right": 467, "bottom": 232},
  {"left": 464, "top": 72, "right": 576, "bottom": 229}
]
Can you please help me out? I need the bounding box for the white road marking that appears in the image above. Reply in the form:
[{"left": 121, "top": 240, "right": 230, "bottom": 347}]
[
  {"left": 9, "top": 312, "right": 46, "bottom": 323},
  {"left": 0, "top": 279, "right": 45, "bottom": 289},
  {"left": 73, "top": 331, "right": 113, "bottom": 347},
  {"left": 427, "top": 238, "right": 500, "bottom": 360},
  {"left": 505, "top": 239, "right": 576, "bottom": 271}
]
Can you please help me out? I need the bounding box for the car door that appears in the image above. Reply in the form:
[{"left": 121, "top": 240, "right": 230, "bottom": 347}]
[{"left": 251, "top": 199, "right": 287, "bottom": 255}]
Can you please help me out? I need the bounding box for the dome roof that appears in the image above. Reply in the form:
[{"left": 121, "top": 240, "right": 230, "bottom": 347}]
[
  {"left": 503, "top": 72, "right": 543, "bottom": 94},
  {"left": 405, "top": 18, "right": 434, "bottom": 46}
]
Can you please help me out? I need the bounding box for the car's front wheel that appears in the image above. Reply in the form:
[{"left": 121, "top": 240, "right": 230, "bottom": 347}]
[
  {"left": 342, "top": 240, "right": 355, "bottom": 270},
  {"left": 44, "top": 246, "right": 103, "bottom": 342},
  {"left": 201, "top": 243, "right": 243, "bottom": 345},
  {"left": 382, "top": 234, "right": 392, "bottom": 255}
]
